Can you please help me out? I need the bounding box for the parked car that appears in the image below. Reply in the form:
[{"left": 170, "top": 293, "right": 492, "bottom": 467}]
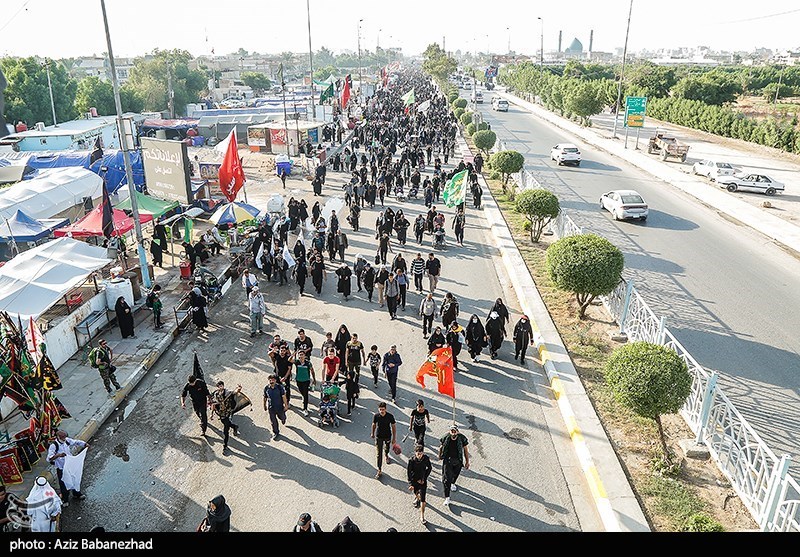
[
  {"left": 716, "top": 173, "right": 785, "bottom": 195},
  {"left": 692, "top": 159, "right": 737, "bottom": 181},
  {"left": 492, "top": 98, "right": 509, "bottom": 112},
  {"left": 600, "top": 190, "right": 649, "bottom": 221},
  {"left": 550, "top": 143, "right": 582, "bottom": 166}
]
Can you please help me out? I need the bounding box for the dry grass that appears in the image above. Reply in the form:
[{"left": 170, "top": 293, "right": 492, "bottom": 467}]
[{"left": 483, "top": 175, "right": 758, "bottom": 532}]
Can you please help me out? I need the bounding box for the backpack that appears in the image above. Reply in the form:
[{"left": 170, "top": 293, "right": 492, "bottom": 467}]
[
  {"left": 145, "top": 291, "right": 156, "bottom": 309},
  {"left": 88, "top": 347, "right": 100, "bottom": 368}
]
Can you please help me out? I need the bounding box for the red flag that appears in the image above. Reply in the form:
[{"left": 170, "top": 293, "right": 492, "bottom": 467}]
[
  {"left": 416, "top": 347, "right": 455, "bottom": 399},
  {"left": 218, "top": 129, "right": 246, "bottom": 202},
  {"left": 341, "top": 74, "right": 352, "bottom": 109}
]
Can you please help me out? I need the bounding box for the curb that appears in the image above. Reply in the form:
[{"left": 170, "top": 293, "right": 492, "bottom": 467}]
[
  {"left": 456, "top": 135, "right": 650, "bottom": 531},
  {"left": 496, "top": 90, "right": 800, "bottom": 256}
]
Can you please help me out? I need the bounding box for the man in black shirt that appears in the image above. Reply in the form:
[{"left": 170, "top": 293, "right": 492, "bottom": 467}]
[
  {"left": 267, "top": 334, "right": 289, "bottom": 365},
  {"left": 293, "top": 329, "right": 314, "bottom": 360},
  {"left": 370, "top": 401, "right": 396, "bottom": 479},
  {"left": 181, "top": 375, "right": 211, "bottom": 435},
  {"left": 273, "top": 345, "right": 294, "bottom": 404},
  {"left": 425, "top": 253, "right": 442, "bottom": 294}
]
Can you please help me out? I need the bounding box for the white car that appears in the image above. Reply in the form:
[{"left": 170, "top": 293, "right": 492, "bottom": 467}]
[
  {"left": 716, "top": 173, "right": 785, "bottom": 196},
  {"left": 600, "top": 190, "right": 649, "bottom": 221},
  {"left": 492, "top": 98, "right": 509, "bottom": 112},
  {"left": 463, "top": 81, "right": 472, "bottom": 90},
  {"left": 692, "top": 159, "right": 737, "bottom": 181},
  {"left": 471, "top": 90, "right": 483, "bottom": 103},
  {"left": 550, "top": 143, "right": 582, "bottom": 166}
]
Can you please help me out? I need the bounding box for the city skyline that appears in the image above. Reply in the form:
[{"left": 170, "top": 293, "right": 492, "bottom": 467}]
[{"left": 1, "top": 0, "right": 799, "bottom": 61}]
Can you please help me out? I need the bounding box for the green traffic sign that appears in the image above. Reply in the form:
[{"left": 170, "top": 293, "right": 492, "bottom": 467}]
[{"left": 626, "top": 96, "right": 647, "bottom": 114}]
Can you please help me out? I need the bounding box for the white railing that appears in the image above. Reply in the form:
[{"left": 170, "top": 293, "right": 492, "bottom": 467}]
[{"left": 493, "top": 143, "right": 798, "bottom": 532}]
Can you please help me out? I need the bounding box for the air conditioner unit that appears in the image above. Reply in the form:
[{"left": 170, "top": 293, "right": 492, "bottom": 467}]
[{"left": 35, "top": 122, "right": 45, "bottom": 131}]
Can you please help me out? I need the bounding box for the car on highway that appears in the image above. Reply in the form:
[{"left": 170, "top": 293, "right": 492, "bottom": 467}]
[
  {"left": 692, "top": 159, "right": 737, "bottom": 181},
  {"left": 600, "top": 190, "right": 649, "bottom": 221},
  {"left": 492, "top": 98, "right": 509, "bottom": 112},
  {"left": 471, "top": 90, "right": 483, "bottom": 103},
  {"left": 550, "top": 143, "right": 582, "bottom": 166},
  {"left": 463, "top": 80, "right": 472, "bottom": 90},
  {"left": 716, "top": 172, "right": 785, "bottom": 196}
]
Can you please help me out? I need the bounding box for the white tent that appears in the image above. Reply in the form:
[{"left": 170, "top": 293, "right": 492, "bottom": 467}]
[
  {"left": 0, "top": 237, "right": 112, "bottom": 318},
  {"left": 0, "top": 167, "right": 103, "bottom": 221}
]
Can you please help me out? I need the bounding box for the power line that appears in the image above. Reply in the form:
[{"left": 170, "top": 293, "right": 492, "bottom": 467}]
[
  {"left": 0, "top": 0, "right": 31, "bottom": 34},
  {"left": 720, "top": 7, "right": 800, "bottom": 24}
]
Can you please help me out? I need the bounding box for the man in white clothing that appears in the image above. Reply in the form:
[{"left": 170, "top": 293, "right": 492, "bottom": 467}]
[
  {"left": 47, "top": 430, "right": 88, "bottom": 506},
  {"left": 248, "top": 286, "right": 266, "bottom": 337}
]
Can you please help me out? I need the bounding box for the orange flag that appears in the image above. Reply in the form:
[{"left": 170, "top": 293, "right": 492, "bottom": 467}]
[{"left": 416, "top": 347, "right": 455, "bottom": 399}]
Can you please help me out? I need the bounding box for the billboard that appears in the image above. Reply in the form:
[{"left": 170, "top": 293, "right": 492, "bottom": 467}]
[
  {"left": 247, "top": 126, "right": 267, "bottom": 147},
  {"left": 140, "top": 137, "right": 192, "bottom": 204}
]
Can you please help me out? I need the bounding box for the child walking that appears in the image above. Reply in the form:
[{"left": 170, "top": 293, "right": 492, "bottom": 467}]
[{"left": 367, "top": 345, "right": 381, "bottom": 387}]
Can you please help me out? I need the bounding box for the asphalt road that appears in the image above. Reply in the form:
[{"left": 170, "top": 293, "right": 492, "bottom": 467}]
[
  {"left": 477, "top": 89, "right": 800, "bottom": 472},
  {"left": 61, "top": 167, "right": 599, "bottom": 532}
]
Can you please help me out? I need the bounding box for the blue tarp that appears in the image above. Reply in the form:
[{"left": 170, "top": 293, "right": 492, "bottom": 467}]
[
  {"left": 0, "top": 150, "right": 146, "bottom": 193},
  {"left": 0, "top": 209, "right": 69, "bottom": 243}
]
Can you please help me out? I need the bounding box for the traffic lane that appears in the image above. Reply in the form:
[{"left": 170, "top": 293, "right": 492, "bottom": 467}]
[
  {"left": 479, "top": 94, "right": 800, "bottom": 466},
  {"left": 62, "top": 177, "right": 589, "bottom": 532}
]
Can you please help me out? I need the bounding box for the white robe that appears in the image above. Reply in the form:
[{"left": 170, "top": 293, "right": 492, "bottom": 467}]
[{"left": 27, "top": 479, "right": 61, "bottom": 532}]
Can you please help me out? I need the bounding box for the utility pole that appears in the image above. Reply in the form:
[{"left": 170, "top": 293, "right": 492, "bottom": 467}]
[
  {"left": 306, "top": 0, "right": 316, "bottom": 120},
  {"left": 100, "top": 0, "right": 151, "bottom": 288},
  {"left": 775, "top": 64, "right": 785, "bottom": 104},
  {"left": 612, "top": 0, "right": 634, "bottom": 139},
  {"left": 507, "top": 27, "right": 511, "bottom": 54},
  {"left": 357, "top": 19, "right": 363, "bottom": 101},
  {"left": 538, "top": 18, "right": 544, "bottom": 71},
  {"left": 43, "top": 59, "right": 58, "bottom": 126},
  {"left": 167, "top": 64, "right": 174, "bottom": 119}
]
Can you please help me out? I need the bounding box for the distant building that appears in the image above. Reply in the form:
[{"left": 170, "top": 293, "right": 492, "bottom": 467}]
[
  {"left": 564, "top": 38, "right": 584, "bottom": 58},
  {"left": 0, "top": 116, "right": 122, "bottom": 152}
]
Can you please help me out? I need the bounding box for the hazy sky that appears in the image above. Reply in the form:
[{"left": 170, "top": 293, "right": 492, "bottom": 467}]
[{"left": 1, "top": 0, "right": 799, "bottom": 60}]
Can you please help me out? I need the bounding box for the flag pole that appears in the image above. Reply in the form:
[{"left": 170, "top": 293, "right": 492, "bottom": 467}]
[{"left": 3, "top": 217, "right": 18, "bottom": 258}]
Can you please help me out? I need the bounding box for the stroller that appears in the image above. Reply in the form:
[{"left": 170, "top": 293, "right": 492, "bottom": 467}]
[
  {"left": 394, "top": 182, "right": 406, "bottom": 202},
  {"left": 193, "top": 266, "right": 222, "bottom": 302},
  {"left": 318, "top": 382, "right": 341, "bottom": 428},
  {"left": 433, "top": 225, "right": 446, "bottom": 249},
  {"left": 408, "top": 183, "right": 419, "bottom": 199}
]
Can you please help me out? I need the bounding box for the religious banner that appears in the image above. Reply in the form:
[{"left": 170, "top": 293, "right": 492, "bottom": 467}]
[
  {"left": 415, "top": 347, "right": 455, "bottom": 399},
  {"left": 0, "top": 452, "right": 24, "bottom": 485},
  {"left": 270, "top": 128, "right": 287, "bottom": 146}
]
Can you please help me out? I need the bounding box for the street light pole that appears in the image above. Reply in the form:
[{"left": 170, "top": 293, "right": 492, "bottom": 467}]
[
  {"left": 100, "top": 0, "right": 151, "bottom": 288},
  {"left": 43, "top": 59, "right": 58, "bottom": 126},
  {"left": 357, "top": 19, "right": 363, "bottom": 100},
  {"left": 538, "top": 17, "right": 544, "bottom": 71},
  {"left": 507, "top": 27, "right": 511, "bottom": 54},
  {"left": 612, "top": 0, "right": 634, "bottom": 139},
  {"left": 306, "top": 0, "right": 316, "bottom": 120}
]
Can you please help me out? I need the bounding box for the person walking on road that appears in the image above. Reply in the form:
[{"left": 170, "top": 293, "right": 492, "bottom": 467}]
[
  {"left": 211, "top": 381, "right": 241, "bottom": 452},
  {"left": 199, "top": 495, "right": 231, "bottom": 532},
  {"left": 419, "top": 292, "right": 436, "bottom": 339},
  {"left": 485, "top": 311, "right": 506, "bottom": 360},
  {"left": 440, "top": 292, "right": 459, "bottom": 329},
  {"left": 293, "top": 512, "right": 322, "bottom": 532},
  {"left": 336, "top": 263, "right": 353, "bottom": 300},
  {"left": 452, "top": 208, "right": 466, "bottom": 247},
  {"left": 263, "top": 374, "right": 288, "bottom": 439},
  {"left": 382, "top": 345, "right": 402, "bottom": 402},
  {"left": 409, "top": 399, "right": 431, "bottom": 445},
  {"left": 446, "top": 321, "right": 465, "bottom": 372},
  {"left": 384, "top": 271, "right": 401, "bottom": 320},
  {"left": 294, "top": 350, "right": 317, "bottom": 416},
  {"left": 427, "top": 326, "right": 446, "bottom": 354},
  {"left": 407, "top": 444, "right": 433, "bottom": 524},
  {"left": 425, "top": 253, "right": 441, "bottom": 294},
  {"left": 371, "top": 401, "right": 397, "bottom": 479},
  {"left": 368, "top": 344, "right": 381, "bottom": 387},
  {"left": 345, "top": 333, "right": 366, "bottom": 383},
  {"left": 439, "top": 424, "right": 470, "bottom": 508},
  {"left": 465, "top": 314, "right": 488, "bottom": 362},
  {"left": 376, "top": 265, "right": 389, "bottom": 307},
  {"left": 248, "top": 286, "right": 266, "bottom": 337},
  {"left": 181, "top": 374, "right": 211, "bottom": 436},
  {"left": 513, "top": 315, "right": 535, "bottom": 365},
  {"left": 242, "top": 269, "right": 259, "bottom": 298},
  {"left": 47, "top": 430, "right": 88, "bottom": 507},
  {"left": 89, "top": 339, "right": 121, "bottom": 394},
  {"left": 410, "top": 253, "right": 426, "bottom": 293},
  {"left": 489, "top": 298, "right": 510, "bottom": 331}
]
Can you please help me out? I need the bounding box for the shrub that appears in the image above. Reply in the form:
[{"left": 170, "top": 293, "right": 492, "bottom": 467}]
[
  {"left": 452, "top": 97, "right": 468, "bottom": 109},
  {"left": 454, "top": 107, "right": 465, "bottom": 120},
  {"left": 473, "top": 130, "right": 497, "bottom": 157},
  {"left": 477, "top": 122, "right": 489, "bottom": 132},
  {"left": 489, "top": 150, "right": 523, "bottom": 186},
  {"left": 447, "top": 91, "right": 459, "bottom": 103},
  {"left": 605, "top": 342, "right": 692, "bottom": 460},
  {"left": 683, "top": 513, "right": 724, "bottom": 533},
  {"left": 515, "top": 189, "right": 560, "bottom": 242},
  {"left": 545, "top": 233, "right": 623, "bottom": 319},
  {"left": 465, "top": 123, "right": 477, "bottom": 136},
  {"left": 490, "top": 170, "right": 500, "bottom": 180},
  {"left": 460, "top": 111, "right": 474, "bottom": 126}
]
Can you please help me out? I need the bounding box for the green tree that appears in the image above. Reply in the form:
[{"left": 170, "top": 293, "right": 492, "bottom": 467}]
[
  {"left": 564, "top": 80, "right": 606, "bottom": 125},
  {"left": 1, "top": 57, "right": 77, "bottom": 126},
  {"left": 604, "top": 341, "right": 691, "bottom": 459},
  {"left": 241, "top": 71, "right": 272, "bottom": 94},
  {"left": 625, "top": 61, "right": 676, "bottom": 98},
  {"left": 465, "top": 123, "right": 476, "bottom": 136},
  {"left": 489, "top": 150, "right": 524, "bottom": 187},
  {"left": 313, "top": 65, "right": 337, "bottom": 81},
  {"left": 315, "top": 47, "right": 335, "bottom": 68},
  {"left": 545, "top": 233, "right": 624, "bottom": 319},
  {"left": 74, "top": 76, "right": 115, "bottom": 116},
  {"left": 422, "top": 43, "right": 457, "bottom": 82},
  {"left": 473, "top": 130, "right": 497, "bottom": 157},
  {"left": 460, "top": 111, "right": 473, "bottom": 126},
  {"left": 126, "top": 49, "right": 207, "bottom": 114},
  {"left": 447, "top": 90, "right": 459, "bottom": 103},
  {"left": 453, "top": 107, "right": 465, "bottom": 120},
  {"left": 452, "top": 97, "right": 468, "bottom": 109},
  {"left": 120, "top": 84, "right": 145, "bottom": 114},
  {"left": 515, "top": 189, "right": 560, "bottom": 242}
]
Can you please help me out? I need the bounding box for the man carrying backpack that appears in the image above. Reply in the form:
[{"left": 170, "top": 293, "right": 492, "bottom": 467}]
[{"left": 89, "top": 339, "right": 121, "bottom": 394}]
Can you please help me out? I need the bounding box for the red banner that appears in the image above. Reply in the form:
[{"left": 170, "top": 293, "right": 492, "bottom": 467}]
[
  {"left": 218, "top": 129, "right": 246, "bottom": 202},
  {"left": 270, "top": 128, "right": 287, "bottom": 146},
  {"left": 415, "top": 347, "right": 455, "bottom": 399}
]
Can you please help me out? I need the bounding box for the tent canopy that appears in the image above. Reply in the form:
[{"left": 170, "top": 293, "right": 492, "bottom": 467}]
[
  {"left": 0, "top": 167, "right": 103, "bottom": 221},
  {"left": 209, "top": 202, "right": 260, "bottom": 225},
  {"left": 116, "top": 190, "right": 178, "bottom": 218},
  {"left": 54, "top": 205, "right": 153, "bottom": 238},
  {"left": 0, "top": 237, "right": 112, "bottom": 319},
  {"left": 0, "top": 210, "right": 69, "bottom": 243}
]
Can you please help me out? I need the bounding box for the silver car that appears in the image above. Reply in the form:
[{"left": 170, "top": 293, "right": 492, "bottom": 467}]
[
  {"left": 692, "top": 159, "right": 737, "bottom": 181},
  {"left": 600, "top": 190, "right": 649, "bottom": 221},
  {"left": 716, "top": 173, "right": 785, "bottom": 196}
]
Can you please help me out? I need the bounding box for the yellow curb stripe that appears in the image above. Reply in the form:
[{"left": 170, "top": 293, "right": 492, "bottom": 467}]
[
  {"left": 586, "top": 465, "right": 608, "bottom": 500},
  {"left": 551, "top": 375, "right": 564, "bottom": 401}
]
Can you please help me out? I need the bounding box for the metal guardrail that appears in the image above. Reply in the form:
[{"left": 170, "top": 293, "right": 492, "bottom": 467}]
[{"left": 491, "top": 138, "right": 798, "bottom": 531}]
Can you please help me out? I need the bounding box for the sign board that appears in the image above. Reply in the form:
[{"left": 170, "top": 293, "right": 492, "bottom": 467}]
[
  {"left": 198, "top": 163, "right": 221, "bottom": 184},
  {"left": 247, "top": 126, "right": 267, "bottom": 147},
  {"left": 140, "top": 137, "right": 192, "bottom": 204},
  {"left": 624, "top": 96, "right": 647, "bottom": 128}
]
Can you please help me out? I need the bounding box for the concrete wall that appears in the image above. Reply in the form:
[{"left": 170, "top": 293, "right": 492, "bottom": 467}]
[{"left": 44, "top": 292, "right": 109, "bottom": 370}]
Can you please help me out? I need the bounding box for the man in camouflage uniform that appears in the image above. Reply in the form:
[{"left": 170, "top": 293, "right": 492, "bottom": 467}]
[{"left": 89, "top": 339, "right": 121, "bottom": 394}]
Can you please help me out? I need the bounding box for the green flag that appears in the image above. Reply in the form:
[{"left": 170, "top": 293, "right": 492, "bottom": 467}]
[
  {"left": 401, "top": 88, "right": 415, "bottom": 106},
  {"left": 184, "top": 217, "right": 194, "bottom": 243},
  {"left": 442, "top": 169, "right": 469, "bottom": 208},
  {"left": 319, "top": 81, "right": 334, "bottom": 103}
]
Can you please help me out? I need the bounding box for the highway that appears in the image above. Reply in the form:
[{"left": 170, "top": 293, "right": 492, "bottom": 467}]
[{"left": 477, "top": 89, "right": 800, "bottom": 473}]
